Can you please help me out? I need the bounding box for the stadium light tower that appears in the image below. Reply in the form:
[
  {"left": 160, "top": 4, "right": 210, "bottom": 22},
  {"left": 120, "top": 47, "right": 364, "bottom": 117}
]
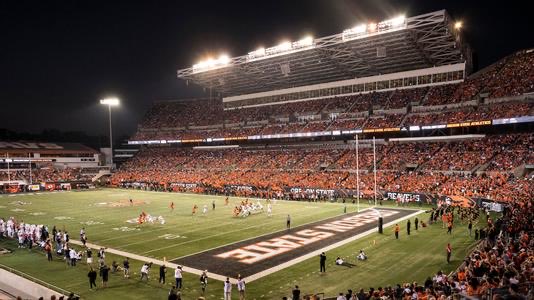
[
  {"left": 100, "top": 97, "right": 120, "bottom": 168},
  {"left": 454, "top": 21, "right": 463, "bottom": 30}
]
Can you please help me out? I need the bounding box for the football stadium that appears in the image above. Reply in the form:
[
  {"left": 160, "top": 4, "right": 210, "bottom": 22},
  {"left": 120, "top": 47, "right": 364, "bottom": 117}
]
[{"left": 1, "top": 4, "right": 533, "bottom": 300}]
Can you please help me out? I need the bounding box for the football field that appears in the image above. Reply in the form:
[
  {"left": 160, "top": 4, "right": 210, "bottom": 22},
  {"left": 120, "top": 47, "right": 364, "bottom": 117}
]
[
  {"left": 2, "top": 189, "right": 365, "bottom": 261},
  {"left": 0, "top": 189, "right": 480, "bottom": 299}
]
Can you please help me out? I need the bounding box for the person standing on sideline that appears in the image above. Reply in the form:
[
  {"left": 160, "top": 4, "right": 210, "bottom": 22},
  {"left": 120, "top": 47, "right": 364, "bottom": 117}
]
[
  {"left": 447, "top": 220, "right": 453, "bottom": 234},
  {"left": 123, "top": 257, "right": 130, "bottom": 278},
  {"left": 319, "top": 252, "right": 327, "bottom": 272},
  {"left": 212, "top": 200, "right": 216, "bottom": 210},
  {"left": 415, "top": 217, "right": 419, "bottom": 230},
  {"left": 468, "top": 220, "right": 472, "bottom": 236},
  {"left": 174, "top": 265, "right": 183, "bottom": 289},
  {"left": 446, "top": 243, "right": 452, "bottom": 264},
  {"left": 292, "top": 285, "right": 301, "bottom": 300},
  {"left": 86, "top": 248, "right": 93, "bottom": 265},
  {"left": 69, "top": 248, "right": 77, "bottom": 266},
  {"left": 140, "top": 263, "right": 150, "bottom": 281},
  {"left": 159, "top": 264, "right": 167, "bottom": 284},
  {"left": 88, "top": 267, "right": 97, "bottom": 289},
  {"left": 100, "top": 264, "right": 109, "bottom": 288},
  {"left": 407, "top": 219, "right": 411, "bottom": 235},
  {"left": 223, "top": 277, "right": 232, "bottom": 300},
  {"left": 394, "top": 224, "right": 400, "bottom": 239},
  {"left": 200, "top": 270, "right": 208, "bottom": 296},
  {"left": 286, "top": 214, "right": 291, "bottom": 230},
  {"left": 45, "top": 240, "right": 53, "bottom": 262},
  {"left": 237, "top": 275, "right": 246, "bottom": 300}
]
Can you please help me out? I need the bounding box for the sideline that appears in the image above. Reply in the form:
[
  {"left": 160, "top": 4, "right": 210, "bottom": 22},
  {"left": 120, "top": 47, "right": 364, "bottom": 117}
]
[{"left": 68, "top": 239, "right": 229, "bottom": 283}]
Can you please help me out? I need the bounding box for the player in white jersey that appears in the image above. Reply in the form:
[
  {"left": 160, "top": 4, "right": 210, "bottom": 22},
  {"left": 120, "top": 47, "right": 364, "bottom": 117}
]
[
  {"left": 267, "top": 203, "right": 272, "bottom": 217},
  {"left": 202, "top": 204, "right": 208, "bottom": 215}
]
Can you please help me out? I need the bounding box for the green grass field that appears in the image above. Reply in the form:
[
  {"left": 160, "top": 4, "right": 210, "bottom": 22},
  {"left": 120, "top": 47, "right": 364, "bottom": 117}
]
[{"left": 0, "top": 189, "right": 481, "bottom": 299}]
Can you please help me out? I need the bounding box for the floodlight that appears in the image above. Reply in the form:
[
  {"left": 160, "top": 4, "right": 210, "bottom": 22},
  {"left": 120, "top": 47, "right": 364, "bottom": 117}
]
[
  {"left": 454, "top": 21, "right": 463, "bottom": 30},
  {"left": 206, "top": 58, "right": 216, "bottom": 67},
  {"left": 255, "top": 48, "right": 265, "bottom": 55},
  {"left": 352, "top": 24, "right": 367, "bottom": 34},
  {"left": 298, "top": 36, "right": 314, "bottom": 47},
  {"left": 100, "top": 98, "right": 120, "bottom": 106},
  {"left": 391, "top": 15, "right": 406, "bottom": 26},
  {"left": 368, "top": 22, "right": 377, "bottom": 32},
  {"left": 278, "top": 41, "right": 292, "bottom": 51},
  {"left": 218, "top": 54, "right": 230, "bottom": 64}
]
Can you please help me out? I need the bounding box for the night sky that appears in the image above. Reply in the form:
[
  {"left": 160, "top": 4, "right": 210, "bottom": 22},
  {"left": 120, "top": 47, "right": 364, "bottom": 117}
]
[{"left": 1, "top": 1, "right": 532, "bottom": 139}]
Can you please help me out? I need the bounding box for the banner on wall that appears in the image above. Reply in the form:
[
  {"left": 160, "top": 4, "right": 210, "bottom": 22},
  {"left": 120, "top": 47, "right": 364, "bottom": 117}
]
[
  {"left": 170, "top": 183, "right": 198, "bottom": 189},
  {"left": 385, "top": 191, "right": 427, "bottom": 202},
  {"left": 224, "top": 185, "right": 255, "bottom": 192},
  {"left": 474, "top": 198, "right": 505, "bottom": 212},
  {"left": 29, "top": 184, "right": 41, "bottom": 191},
  {"left": 286, "top": 187, "right": 336, "bottom": 196}
]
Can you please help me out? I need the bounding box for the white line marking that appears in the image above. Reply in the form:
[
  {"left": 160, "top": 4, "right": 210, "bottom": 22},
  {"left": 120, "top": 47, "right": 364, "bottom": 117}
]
[{"left": 69, "top": 239, "right": 232, "bottom": 284}]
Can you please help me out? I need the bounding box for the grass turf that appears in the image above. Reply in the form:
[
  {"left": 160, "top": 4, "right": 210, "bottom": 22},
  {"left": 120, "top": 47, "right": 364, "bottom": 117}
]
[{"left": 0, "top": 189, "right": 481, "bottom": 299}]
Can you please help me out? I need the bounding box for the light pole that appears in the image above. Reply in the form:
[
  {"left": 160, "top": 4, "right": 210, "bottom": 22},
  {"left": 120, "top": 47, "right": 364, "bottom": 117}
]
[{"left": 100, "top": 98, "right": 120, "bottom": 168}]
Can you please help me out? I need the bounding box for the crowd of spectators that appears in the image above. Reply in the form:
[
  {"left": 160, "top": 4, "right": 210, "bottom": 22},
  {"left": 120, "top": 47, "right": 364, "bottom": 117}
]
[
  {"left": 421, "top": 137, "right": 501, "bottom": 172},
  {"left": 132, "top": 98, "right": 532, "bottom": 141},
  {"left": 386, "top": 87, "right": 428, "bottom": 109},
  {"left": 364, "top": 114, "right": 404, "bottom": 128},
  {"left": 324, "top": 198, "right": 533, "bottom": 300},
  {"left": 112, "top": 133, "right": 533, "bottom": 203},
  {"left": 0, "top": 167, "right": 93, "bottom": 183},
  {"left": 485, "top": 50, "right": 534, "bottom": 98},
  {"left": 132, "top": 50, "right": 534, "bottom": 141},
  {"left": 405, "top": 101, "right": 532, "bottom": 127}
]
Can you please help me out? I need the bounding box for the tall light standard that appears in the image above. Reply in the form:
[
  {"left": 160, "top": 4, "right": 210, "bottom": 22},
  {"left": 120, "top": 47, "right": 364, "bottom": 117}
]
[{"left": 100, "top": 97, "right": 120, "bottom": 167}]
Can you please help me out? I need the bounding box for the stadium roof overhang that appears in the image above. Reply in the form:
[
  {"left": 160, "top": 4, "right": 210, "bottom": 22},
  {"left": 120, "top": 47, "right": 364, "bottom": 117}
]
[{"left": 177, "top": 10, "right": 470, "bottom": 97}]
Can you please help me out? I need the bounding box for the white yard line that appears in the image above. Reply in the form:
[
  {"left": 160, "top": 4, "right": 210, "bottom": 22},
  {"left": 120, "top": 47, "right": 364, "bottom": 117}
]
[
  {"left": 120, "top": 211, "right": 290, "bottom": 248},
  {"left": 69, "top": 239, "right": 230, "bottom": 283}
]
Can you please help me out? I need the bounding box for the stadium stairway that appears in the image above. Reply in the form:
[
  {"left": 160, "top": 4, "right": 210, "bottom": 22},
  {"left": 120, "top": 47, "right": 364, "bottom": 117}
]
[
  {"left": 91, "top": 169, "right": 112, "bottom": 182},
  {"left": 513, "top": 163, "right": 531, "bottom": 178},
  {"left": 473, "top": 162, "right": 491, "bottom": 174}
]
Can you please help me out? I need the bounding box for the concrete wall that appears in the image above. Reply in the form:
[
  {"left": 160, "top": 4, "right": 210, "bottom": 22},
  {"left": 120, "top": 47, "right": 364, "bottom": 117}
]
[{"left": 0, "top": 268, "right": 63, "bottom": 299}]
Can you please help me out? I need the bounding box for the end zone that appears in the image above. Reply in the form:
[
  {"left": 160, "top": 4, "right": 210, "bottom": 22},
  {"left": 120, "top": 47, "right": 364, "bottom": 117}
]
[{"left": 172, "top": 207, "right": 423, "bottom": 282}]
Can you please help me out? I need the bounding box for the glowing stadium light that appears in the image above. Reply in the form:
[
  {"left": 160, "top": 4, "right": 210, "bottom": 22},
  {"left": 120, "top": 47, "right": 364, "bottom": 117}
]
[
  {"left": 342, "top": 24, "right": 366, "bottom": 41},
  {"left": 247, "top": 47, "right": 266, "bottom": 60},
  {"left": 100, "top": 97, "right": 120, "bottom": 167},
  {"left": 218, "top": 54, "right": 230, "bottom": 64},
  {"left": 343, "top": 15, "right": 406, "bottom": 42},
  {"left": 277, "top": 41, "right": 293, "bottom": 51},
  {"left": 100, "top": 98, "right": 120, "bottom": 106},
  {"left": 454, "top": 21, "right": 463, "bottom": 30},
  {"left": 247, "top": 36, "right": 315, "bottom": 62},
  {"left": 353, "top": 24, "right": 367, "bottom": 34},
  {"left": 294, "top": 36, "right": 314, "bottom": 47},
  {"left": 390, "top": 15, "right": 406, "bottom": 26},
  {"left": 193, "top": 54, "right": 231, "bottom": 73}
]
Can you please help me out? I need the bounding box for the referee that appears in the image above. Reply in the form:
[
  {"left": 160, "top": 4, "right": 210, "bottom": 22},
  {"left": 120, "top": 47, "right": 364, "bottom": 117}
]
[{"left": 286, "top": 214, "right": 291, "bottom": 230}]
